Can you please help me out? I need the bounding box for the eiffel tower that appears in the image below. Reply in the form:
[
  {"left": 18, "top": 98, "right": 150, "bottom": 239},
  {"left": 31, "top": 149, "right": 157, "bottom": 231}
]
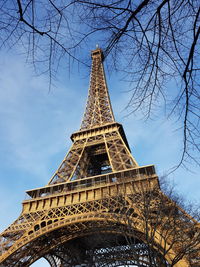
[{"left": 0, "top": 48, "right": 199, "bottom": 266}]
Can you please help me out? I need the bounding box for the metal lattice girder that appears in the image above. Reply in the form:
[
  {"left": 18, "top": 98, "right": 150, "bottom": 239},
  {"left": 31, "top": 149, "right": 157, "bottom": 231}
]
[
  {"left": 47, "top": 48, "right": 138, "bottom": 185},
  {"left": 41, "top": 238, "right": 168, "bottom": 267},
  {"left": 46, "top": 48, "right": 138, "bottom": 185},
  {"left": 81, "top": 49, "right": 115, "bottom": 130},
  {"left": 0, "top": 48, "right": 199, "bottom": 267},
  {"left": 0, "top": 172, "right": 199, "bottom": 266},
  {"left": 48, "top": 123, "right": 138, "bottom": 185},
  {"left": 49, "top": 143, "right": 86, "bottom": 184},
  {"left": 44, "top": 254, "right": 62, "bottom": 267}
]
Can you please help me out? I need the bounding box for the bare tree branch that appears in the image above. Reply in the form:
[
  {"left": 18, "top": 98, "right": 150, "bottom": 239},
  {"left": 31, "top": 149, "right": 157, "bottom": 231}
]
[{"left": 0, "top": 0, "right": 199, "bottom": 168}]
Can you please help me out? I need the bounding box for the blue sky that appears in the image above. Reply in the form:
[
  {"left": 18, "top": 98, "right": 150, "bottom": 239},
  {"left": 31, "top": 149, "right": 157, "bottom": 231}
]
[{"left": 0, "top": 48, "right": 199, "bottom": 266}]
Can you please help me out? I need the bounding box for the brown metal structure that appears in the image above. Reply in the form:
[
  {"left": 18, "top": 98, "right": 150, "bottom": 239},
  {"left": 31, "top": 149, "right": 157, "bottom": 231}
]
[{"left": 0, "top": 48, "right": 199, "bottom": 266}]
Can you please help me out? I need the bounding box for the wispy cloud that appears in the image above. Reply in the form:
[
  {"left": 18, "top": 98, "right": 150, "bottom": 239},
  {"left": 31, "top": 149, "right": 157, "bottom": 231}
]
[
  {"left": 0, "top": 52, "right": 85, "bottom": 182},
  {"left": 0, "top": 51, "right": 86, "bottom": 233}
]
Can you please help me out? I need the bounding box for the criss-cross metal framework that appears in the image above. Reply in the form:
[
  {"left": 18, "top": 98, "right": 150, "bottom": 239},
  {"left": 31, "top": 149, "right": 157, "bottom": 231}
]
[{"left": 0, "top": 48, "right": 199, "bottom": 266}]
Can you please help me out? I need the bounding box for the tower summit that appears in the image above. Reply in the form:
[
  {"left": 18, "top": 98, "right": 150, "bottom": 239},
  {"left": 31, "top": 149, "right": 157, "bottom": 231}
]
[
  {"left": 81, "top": 48, "right": 115, "bottom": 129},
  {"left": 0, "top": 48, "right": 199, "bottom": 266}
]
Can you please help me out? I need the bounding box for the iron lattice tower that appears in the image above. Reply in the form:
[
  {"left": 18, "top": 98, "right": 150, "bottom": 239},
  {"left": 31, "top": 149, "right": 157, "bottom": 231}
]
[{"left": 0, "top": 49, "right": 199, "bottom": 266}]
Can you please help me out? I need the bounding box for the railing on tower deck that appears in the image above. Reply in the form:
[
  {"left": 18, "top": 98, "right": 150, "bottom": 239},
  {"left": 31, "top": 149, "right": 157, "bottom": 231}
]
[{"left": 25, "top": 165, "right": 157, "bottom": 200}]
